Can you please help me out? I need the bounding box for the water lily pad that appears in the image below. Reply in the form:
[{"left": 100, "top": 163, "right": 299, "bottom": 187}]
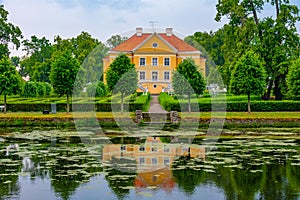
[
  {"left": 3, "top": 181, "right": 12, "bottom": 184},
  {"left": 203, "top": 169, "right": 216, "bottom": 173},
  {"left": 250, "top": 170, "right": 263, "bottom": 173},
  {"left": 120, "top": 186, "right": 135, "bottom": 190},
  {"left": 291, "top": 163, "right": 300, "bottom": 166},
  {"left": 224, "top": 164, "right": 243, "bottom": 169}
]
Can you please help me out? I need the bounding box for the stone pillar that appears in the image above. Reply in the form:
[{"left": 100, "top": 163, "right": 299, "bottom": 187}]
[
  {"left": 170, "top": 111, "right": 179, "bottom": 124},
  {"left": 136, "top": 110, "right": 143, "bottom": 123}
]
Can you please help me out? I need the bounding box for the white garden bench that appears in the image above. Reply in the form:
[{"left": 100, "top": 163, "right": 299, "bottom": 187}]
[{"left": 0, "top": 105, "right": 5, "bottom": 112}]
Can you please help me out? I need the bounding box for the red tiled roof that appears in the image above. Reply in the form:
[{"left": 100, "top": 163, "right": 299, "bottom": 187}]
[
  {"left": 111, "top": 34, "right": 152, "bottom": 52},
  {"left": 111, "top": 33, "right": 199, "bottom": 53},
  {"left": 160, "top": 33, "right": 199, "bottom": 52}
]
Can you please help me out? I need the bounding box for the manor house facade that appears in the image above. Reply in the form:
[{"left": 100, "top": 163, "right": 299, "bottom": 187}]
[{"left": 103, "top": 28, "right": 206, "bottom": 94}]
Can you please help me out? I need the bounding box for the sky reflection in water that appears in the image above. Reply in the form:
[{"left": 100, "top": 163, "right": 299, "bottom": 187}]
[{"left": 0, "top": 131, "right": 299, "bottom": 200}]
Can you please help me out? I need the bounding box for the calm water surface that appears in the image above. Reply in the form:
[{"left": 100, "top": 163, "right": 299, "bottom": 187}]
[{"left": 0, "top": 130, "right": 299, "bottom": 200}]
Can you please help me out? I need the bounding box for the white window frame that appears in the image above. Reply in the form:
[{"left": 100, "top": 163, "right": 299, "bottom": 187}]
[
  {"left": 139, "top": 71, "right": 146, "bottom": 81},
  {"left": 182, "top": 146, "right": 189, "bottom": 152},
  {"left": 163, "top": 71, "right": 170, "bottom": 81},
  {"left": 139, "top": 57, "right": 146, "bottom": 66},
  {"left": 164, "top": 145, "right": 170, "bottom": 153},
  {"left": 152, "top": 157, "right": 158, "bottom": 165},
  {"left": 152, "top": 71, "right": 158, "bottom": 81},
  {"left": 152, "top": 57, "right": 158, "bottom": 66},
  {"left": 164, "top": 57, "right": 170, "bottom": 66},
  {"left": 139, "top": 157, "right": 145, "bottom": 165},
  {"left": 164, "top": 157, "right": 170, "bottom": 166},
  {"left": 151, "top": 146, "right": 158, "bottom": 152}
]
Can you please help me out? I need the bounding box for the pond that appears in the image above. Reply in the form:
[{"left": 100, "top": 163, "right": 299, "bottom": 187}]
[{"left": 0, "top": 130, "right": 299, "bottom": 200}]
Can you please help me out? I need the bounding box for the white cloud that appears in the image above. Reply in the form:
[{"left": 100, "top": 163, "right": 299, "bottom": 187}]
[
  {"left": 4, "top": 0, "right": 299, "bottom": 57},
  {"left": 2, "top": 0, "right": 226, "bottom": 56},
  {"left": 3, "top": 0, "right": 299, "bottom": 45}
]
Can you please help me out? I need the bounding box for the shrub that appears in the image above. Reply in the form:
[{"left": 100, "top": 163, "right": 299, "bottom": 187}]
[
  {"left": 159, "top": 92, "right": 175, "bottom": 110},
  {"left": 6, "top": 102, "right": 66, "bottom": 112},
  {"left": 36, "top": 82, "right": 46, "bottom": 97},
  {"left": 22, "top": 82, "right": 38, "bottom": 97},
  {"left": 159, "top": 93, "right": 300, "bottom": 112},
  {"left": 6, "top": 93, "right": 151, "bottom": 112},
  {"left": 86, "top": 81, "right": 107, "bottom": 97},
  {"left": 22, "top": 82, "right": 52, "bottom": 97},
  {"left": 43, "top": 82, "right": 52, "bottom": 96},
  {"left": 134, "top": 93, "right": 151, "bottom": 111}
]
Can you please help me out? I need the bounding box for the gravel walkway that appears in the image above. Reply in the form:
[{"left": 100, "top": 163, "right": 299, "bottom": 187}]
[{"left": 148, "top": 95, "right": 168, "bottom": 113}]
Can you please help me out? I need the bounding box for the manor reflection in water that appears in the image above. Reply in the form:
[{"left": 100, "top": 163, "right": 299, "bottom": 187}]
[{"left": 103, "top": 137, "right": 205, "bottom": 190}]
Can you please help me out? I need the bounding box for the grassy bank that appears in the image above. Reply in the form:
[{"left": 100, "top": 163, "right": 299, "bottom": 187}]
[
  {"left": 0, "top": 112, "right": 299, "bottom": 131},
  {"left": 159, "top": 93, "right": 300, "bottom": 112},
  {"left": 0, "top": 111, "right": 299, "bottom": 119}
]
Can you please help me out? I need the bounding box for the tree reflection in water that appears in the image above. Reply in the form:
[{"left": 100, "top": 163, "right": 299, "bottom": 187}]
[
  {"left": 0, "top": 144, "right": 20, "bottom": 200},
  {"left": 0, "top": 135, "right": 299, "bottom": 200}
]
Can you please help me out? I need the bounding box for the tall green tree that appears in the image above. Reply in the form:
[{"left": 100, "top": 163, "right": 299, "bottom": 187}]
[
  {"left": 53, "top": 32, "right": 106, "bottom": 83},
  {"left": 11, "top": 56, "right": 26, "bottom": 77},
  {"left": 230, "top": 51, "right": 266, "bottom": 113},
  {"left": 106, "top": 35, "right": 127, "bottom": 49},
  {"left": 86, "top": 81, "right": 107, "bottom": 97},
  {"left": 70, "top": 31, "right": 100, "bottom": 64},
  {"left": 0, "top": 5, "right": 22, "bottom": 58},
  {"left": 207, "top": 66, "right": 224, "bottom": 88},
  {"left": 287, "top": 58, "right": 300, "bottom": 98},
  {"left": 259, "top": 4, "right": 300, "bottom": 100},
  {"left": 0, "top": 57, "right": 22, "bottom": 114},
  {"left": 81, "top": 42, "right": 108, "bottom": 83},
  {"left": 21, "top": 35, "right": 53, "bottom": 81},
  {"left": 215, "top": 0, "right": 300, "bottom": 100},
  {"left": 10, "top": 56, "right": 20, "bottom": 67},
  {"left": 32, "top": 61, "right": 52, "bottom": 82},
  {"left": 106, "top": 54, "right": 137, "bottom": 113},
  {"left": 172, "top": 58, "right": 206, "bottom": 113},
  {"left": 186, "top": 29, "right": 225, "bottom": 67},
  {"left": 22, "top": 35, "right": 53, "bottom": 60},
  {"left": 50, "top": 51, "right": 85, "bottom": 113}
]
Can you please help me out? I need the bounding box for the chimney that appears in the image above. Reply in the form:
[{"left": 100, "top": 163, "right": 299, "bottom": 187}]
[
  {"left": 136, "top": 27, "right": 143, "bottom": 36},
  {"left": 166, "top": 28, "right": 173, "bottom": 36}
]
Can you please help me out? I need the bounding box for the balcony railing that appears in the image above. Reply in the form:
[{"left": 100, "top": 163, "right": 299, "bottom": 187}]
[
  {"left": 139, "top": 79, "right": 171, "bottom": 83},
  {"left": 138, "top": 65, "right": 171, "bottom": 68}
]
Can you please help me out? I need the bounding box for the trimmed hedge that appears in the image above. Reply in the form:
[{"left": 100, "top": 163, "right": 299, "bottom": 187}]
[
  {"left": 5, "top": 93, "right": 151, "bottom": 112},
  {"left": 86, "top": 81, "right": 107, "bottom": 97},
  {"left": 21, "top": 82, "right": 52, "bottom": 97},
  {"left": 159, "top": 93, "right": 300, "bottom": 112}
]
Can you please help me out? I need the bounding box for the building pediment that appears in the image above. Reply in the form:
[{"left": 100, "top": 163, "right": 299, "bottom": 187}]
[{"left": 133, "top": 33, "right": 177, "bottom": 54}]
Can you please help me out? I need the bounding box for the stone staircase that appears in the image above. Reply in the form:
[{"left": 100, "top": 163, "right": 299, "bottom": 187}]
[{"left": 136, "top": 95, "right": 179, "bottom": 124}]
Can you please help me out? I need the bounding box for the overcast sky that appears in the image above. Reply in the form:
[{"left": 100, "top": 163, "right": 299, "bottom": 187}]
[
  {"left": 1, "top": 0, "right": 299, "bottom": 55},
  {"left": 2, "top": 0, "right": 225, "bottom": 42}
]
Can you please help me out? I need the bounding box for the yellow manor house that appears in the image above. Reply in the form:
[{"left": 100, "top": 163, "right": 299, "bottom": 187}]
[{"left": 103, "top": 28, "right": 206, "bottom": 94}]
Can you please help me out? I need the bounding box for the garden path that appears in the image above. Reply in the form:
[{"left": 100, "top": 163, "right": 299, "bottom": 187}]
[{"left": 148, "top": 95, "right": 167, "bottom": 113}]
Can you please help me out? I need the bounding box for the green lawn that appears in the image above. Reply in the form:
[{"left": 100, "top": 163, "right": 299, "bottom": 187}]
[
  {"left": 0, "top": 112, "right": 136, "bottom": 118},
  {"left": 180, "top": 112, "right": 300, "bottom": 119},
  {"left": 0, "top": 94, "right": 261, "bottom": 103},
  {"left": 0, "top": 112, "right": 299, "bottom": 119}
]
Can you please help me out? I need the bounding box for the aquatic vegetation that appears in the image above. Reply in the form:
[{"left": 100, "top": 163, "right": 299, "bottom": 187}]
[{"left": 0, "top": 130, "right": 299, "bottom": 199}]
